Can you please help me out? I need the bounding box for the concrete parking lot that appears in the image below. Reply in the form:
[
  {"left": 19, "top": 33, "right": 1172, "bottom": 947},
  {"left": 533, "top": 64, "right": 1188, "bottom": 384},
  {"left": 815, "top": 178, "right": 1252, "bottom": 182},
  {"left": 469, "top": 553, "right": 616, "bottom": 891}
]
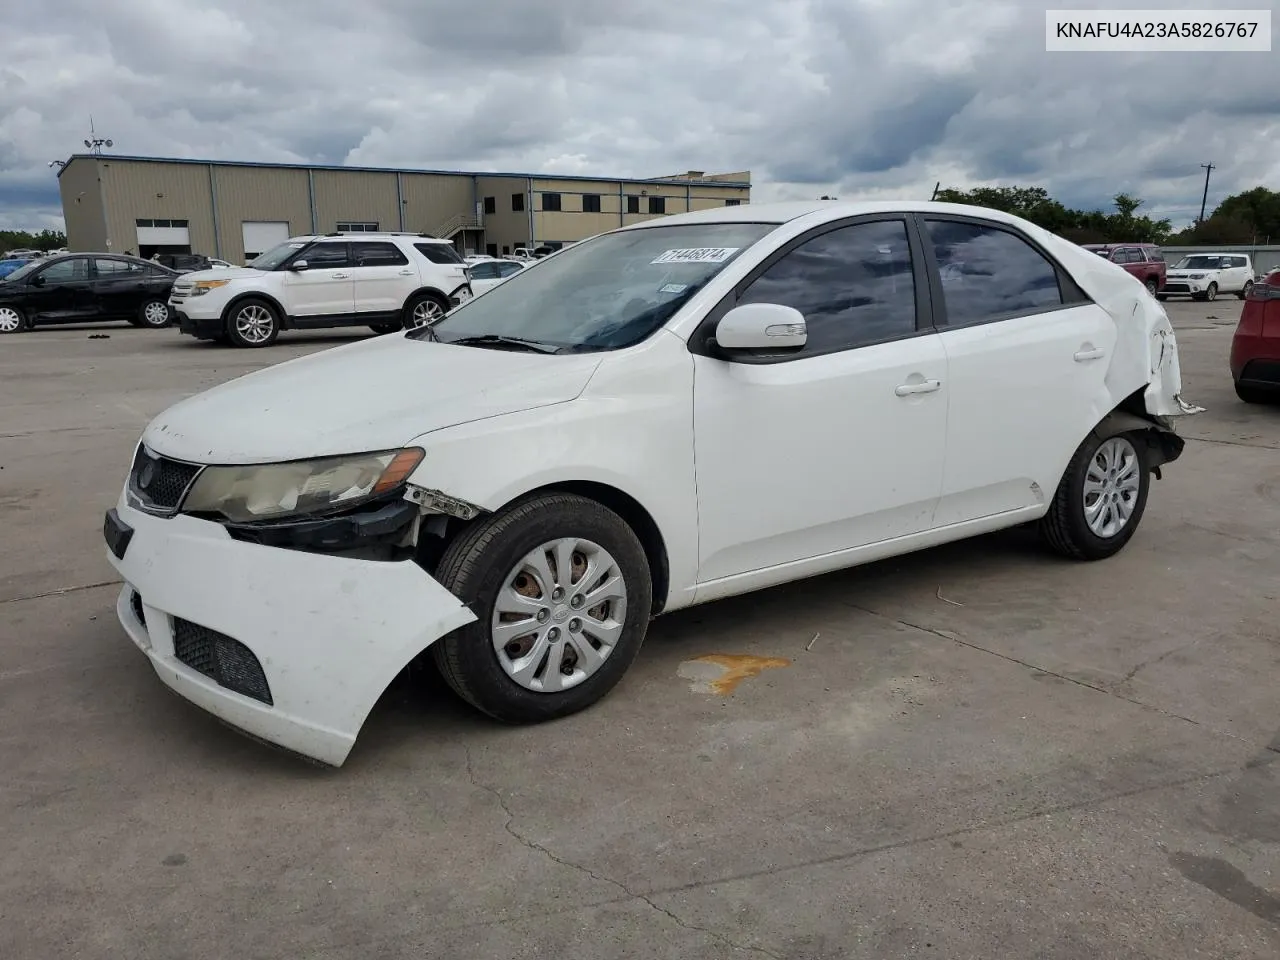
[{"left": 2, "top": 301, "right": 1278, "bottom": 959}]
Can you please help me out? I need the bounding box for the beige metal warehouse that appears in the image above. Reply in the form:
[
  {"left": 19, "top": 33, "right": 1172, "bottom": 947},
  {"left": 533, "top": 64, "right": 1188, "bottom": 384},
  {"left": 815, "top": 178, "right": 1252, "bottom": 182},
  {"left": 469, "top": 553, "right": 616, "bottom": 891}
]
[{"left": 56, "top": 155, "right": 751, "bottom": 264}]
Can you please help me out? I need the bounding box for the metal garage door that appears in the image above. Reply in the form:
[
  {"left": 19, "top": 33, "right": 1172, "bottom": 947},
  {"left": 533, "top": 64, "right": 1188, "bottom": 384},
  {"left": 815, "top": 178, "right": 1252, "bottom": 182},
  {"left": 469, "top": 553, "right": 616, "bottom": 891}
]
[
  {"left": 136, "top": 220, "right": 190, "bottom": 247},
  {"left": 242, "top": 221, "right": 291, "bottom": 259}
]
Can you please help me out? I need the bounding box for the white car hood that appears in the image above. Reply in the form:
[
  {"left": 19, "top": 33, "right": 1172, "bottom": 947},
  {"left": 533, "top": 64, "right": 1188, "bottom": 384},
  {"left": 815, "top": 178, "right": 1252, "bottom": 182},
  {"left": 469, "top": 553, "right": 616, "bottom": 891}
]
[
  {"left": 176, "top": 267, "right": 265, "bottom": 283},
  {"left": 142, "top": 334, "right": 603, "bottom": 464}
]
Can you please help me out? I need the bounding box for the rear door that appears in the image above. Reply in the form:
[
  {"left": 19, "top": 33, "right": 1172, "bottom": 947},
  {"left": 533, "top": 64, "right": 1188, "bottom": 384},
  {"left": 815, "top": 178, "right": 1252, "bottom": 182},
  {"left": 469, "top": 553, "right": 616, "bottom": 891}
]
[
  {"left": 350, "top": 240, "right": 416, "bottom": 316},
  {"left": 281, "top": 242, "right": 354, "bottom": 322},
  {"left": 92, "top": 257, "right": 149, "bottom": 319},
  {"left": 920, "top": 215, "right": 1114, "bottom": 527}
]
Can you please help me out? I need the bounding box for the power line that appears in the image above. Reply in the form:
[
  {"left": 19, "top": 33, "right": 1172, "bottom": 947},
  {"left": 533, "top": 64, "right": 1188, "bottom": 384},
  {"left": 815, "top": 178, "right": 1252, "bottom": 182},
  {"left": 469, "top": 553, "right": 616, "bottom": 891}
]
[{"left": 1198, "top": 163, "right": 1215, "bottom": 222}]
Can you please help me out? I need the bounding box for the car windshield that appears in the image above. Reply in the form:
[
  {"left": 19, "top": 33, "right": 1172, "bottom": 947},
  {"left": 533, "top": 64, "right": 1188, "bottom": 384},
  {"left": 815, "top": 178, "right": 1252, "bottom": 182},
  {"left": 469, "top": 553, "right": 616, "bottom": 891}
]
[
  {"left": 0, "top": 259, "right": 30, "bottom": 278},
  {"left": 248, "top": 241, "right": 308, "bottom": 270},
  {"left": 419, "top": 223, "right": 776, "bottom": 352},
  {"left": 1174, "top": 256, "right": 1223, "bottom": 270}
]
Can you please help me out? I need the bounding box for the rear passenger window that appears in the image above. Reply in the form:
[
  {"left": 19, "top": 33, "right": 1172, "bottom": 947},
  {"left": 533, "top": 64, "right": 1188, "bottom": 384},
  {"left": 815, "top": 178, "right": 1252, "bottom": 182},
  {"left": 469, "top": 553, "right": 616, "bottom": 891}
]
[
  {"left": 735, "top": 219, "right": 917, "bottom": 354},
  {"left": 414, "top": 243, "right": 464, "bottom": 265},
  {"left": 352, "top": 242, "right": 408, "bottom": 266},
  {"left": 924, "top": 220, "right": 1063, "bottom": 325}
]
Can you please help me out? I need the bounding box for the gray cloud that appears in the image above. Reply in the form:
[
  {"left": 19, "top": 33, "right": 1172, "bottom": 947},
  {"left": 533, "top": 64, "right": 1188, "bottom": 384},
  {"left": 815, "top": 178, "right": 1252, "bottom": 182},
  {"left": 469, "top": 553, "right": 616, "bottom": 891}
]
[{"left": 0, "top": 0, "right": 1277, "bottom": 231}]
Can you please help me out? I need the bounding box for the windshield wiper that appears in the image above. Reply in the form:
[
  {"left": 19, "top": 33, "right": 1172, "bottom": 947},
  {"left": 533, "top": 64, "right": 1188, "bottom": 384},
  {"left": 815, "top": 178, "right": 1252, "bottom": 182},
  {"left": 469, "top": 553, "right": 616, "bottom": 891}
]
[{"left": 443, "top": 334, "right": 559, "bottom": 354}]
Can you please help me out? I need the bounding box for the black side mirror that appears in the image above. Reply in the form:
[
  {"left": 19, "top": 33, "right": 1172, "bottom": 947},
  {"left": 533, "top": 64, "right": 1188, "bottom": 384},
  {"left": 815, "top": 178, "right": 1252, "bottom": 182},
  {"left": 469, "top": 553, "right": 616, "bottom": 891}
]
[{"left": 28, "top": 274, "right": 45, "bottom": 287}]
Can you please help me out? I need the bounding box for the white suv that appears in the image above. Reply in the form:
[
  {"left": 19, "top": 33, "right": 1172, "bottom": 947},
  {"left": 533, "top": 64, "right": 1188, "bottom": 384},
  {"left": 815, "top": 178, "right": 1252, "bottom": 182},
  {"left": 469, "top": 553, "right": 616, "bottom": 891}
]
[{"left": 169, "top": 233, "right": 473, "bottom": 347}]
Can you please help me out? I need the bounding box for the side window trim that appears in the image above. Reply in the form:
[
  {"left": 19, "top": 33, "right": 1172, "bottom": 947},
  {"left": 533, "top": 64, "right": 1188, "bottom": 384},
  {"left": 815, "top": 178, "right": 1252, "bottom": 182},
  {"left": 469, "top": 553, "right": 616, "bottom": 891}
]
[
  {"left": 911, "top": 213, "right": 1092, "bottom": 331},
  {"left": 686, "top": 213, "right": 935, "bottom": 364}
]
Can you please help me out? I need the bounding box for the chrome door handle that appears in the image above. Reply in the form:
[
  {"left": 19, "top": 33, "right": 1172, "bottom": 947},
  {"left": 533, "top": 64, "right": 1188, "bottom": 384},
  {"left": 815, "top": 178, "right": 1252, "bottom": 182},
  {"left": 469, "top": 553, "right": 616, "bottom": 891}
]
[
  {"left": 895, "top": 379, "right": 941, "bottom": 396},
  {"left": 398, "top": 270, "right": 414, "bottom": 276},
  {"left": 1074, "top": 347, "right": 1105, "bottom": 361},
  {"left": 331, "top": 273, "right": 350, "bottom": 279}
]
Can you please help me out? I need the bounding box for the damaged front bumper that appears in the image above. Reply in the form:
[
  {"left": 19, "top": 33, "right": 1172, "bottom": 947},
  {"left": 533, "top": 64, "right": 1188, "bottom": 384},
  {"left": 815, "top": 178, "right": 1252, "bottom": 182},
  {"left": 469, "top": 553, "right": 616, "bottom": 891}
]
[{"left": 104, "top": 494, "right": 476, "bottom": 766}]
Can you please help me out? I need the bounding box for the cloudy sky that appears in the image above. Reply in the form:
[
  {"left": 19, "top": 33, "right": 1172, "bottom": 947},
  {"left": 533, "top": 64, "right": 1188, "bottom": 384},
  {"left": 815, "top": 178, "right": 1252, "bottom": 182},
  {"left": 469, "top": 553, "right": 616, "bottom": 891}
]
[{"left": 1, "top": 0, "right": 1277, "bottom": 232}]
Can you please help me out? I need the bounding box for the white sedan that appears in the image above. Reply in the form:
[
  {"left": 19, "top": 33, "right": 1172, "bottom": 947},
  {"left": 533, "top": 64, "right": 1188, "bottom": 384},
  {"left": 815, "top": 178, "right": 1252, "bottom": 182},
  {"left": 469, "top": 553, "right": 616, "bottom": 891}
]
[
  {"left": 465, "top": 257, "right": 528, "bottom": 295},
  {"left": 103, "top": 200, "right": 1200, "bottom": 766}
]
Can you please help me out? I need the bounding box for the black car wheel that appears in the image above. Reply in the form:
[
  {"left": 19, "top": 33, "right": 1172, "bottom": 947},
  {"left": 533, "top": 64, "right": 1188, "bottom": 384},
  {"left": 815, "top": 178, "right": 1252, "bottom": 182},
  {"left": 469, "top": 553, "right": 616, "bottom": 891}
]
[
  {"left": 0, "top": 305, "right": 26, "bottom": 334},
  {"left": 1144, "top": 278, "right": 1158, "bottom": 296},
  {"left": 137, "top": 298, "right": 172, "bottom": 328},
  {"left": 225, "top": 298, "right": 281, "bottom": 348}
]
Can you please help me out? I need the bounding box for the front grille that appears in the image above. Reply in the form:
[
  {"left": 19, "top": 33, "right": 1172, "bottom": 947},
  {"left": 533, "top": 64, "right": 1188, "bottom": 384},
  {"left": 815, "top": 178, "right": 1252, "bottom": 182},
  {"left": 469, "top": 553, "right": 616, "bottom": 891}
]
[
  {"left": 130, "top": 590, "right": 146, "bottom": 626},
  {"left": 172, "top": 618, "right": 273, "bottom": 705},
  {"left": 128, "top": 445, "right": 202, "bottom": 513},
  {"left": 1164, "top": 283, "right": 1191, "bottom": 293}
]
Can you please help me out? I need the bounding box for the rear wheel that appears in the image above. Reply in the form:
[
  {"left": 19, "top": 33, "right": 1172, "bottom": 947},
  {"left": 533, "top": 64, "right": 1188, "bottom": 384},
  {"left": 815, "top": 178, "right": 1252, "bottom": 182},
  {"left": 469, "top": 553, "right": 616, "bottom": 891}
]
[
  {"left": 369, "top": 322, "right": 401, "bottom": 335},
  {"left": 1238, "top": 281, "right": 1254, "bottom": 300},
  {"left": 402, "top": 293, "right": 449, "bottom": 331},
  {"left": 1040, "top": 430, "right": 1150, "bottom": 561},
  {"left": 430, "top": 493, "right": 652, "bottom": 722},
  {"left": 225, "top": 298, "right": 280, "bottom": 348},
  {"left": 1155, "top": 293, "right": 1168, "bottom": 302},
  {"left": 0, "top": 305, "right": 25, "bottom": 334},
  {"left": 137, "top": 298, "right": 172, "bottom": 328}
]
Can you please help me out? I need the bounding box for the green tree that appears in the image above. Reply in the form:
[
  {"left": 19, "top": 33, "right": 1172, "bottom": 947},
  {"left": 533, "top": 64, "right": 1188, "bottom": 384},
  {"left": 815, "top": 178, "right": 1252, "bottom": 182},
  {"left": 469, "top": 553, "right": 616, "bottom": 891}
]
[
  {"left": 1209, "top": 187, "right": 1280, "bottom": 242},
  {"left": 0, "top": 228, "right": 67, "bottom": 254},
  {"left": 1168, "top": 214, "right": 1254, "bottom": 245}
]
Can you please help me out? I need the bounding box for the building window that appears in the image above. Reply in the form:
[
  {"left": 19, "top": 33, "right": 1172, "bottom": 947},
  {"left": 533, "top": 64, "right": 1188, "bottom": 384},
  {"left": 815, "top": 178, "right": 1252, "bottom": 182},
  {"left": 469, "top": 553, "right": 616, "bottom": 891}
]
[
  {"left": 512, "top": 193, "right": 525, "bottom": 212},
  {"left": 725, "top": 199, "right": 742, "bottom": 206},
  {"left": 542, "top": 193, "right": 562, "bottom": 212},
  {"left": 648, "top": 196, "right": 666, "bottom": 214},
  {"left": 486, "top": 243, "right": 498, "bottom": 257},
  {"left": 135, "top": 218, "right": 189, "bottom": 228},
  {"left": 483, "top": 197, "right": 496, "bottom": 215},
  {"left": 336, "top": 222, "right": 379, "bottom": 232},
  {"left": 582, "top": 194, "right": 601, "bottom": 213},
  {"left": 502, "top": 245, "right": 510, "bottom": 255},
  {"left": 626, "top": 195, "right": 640, "bottom": 214}
]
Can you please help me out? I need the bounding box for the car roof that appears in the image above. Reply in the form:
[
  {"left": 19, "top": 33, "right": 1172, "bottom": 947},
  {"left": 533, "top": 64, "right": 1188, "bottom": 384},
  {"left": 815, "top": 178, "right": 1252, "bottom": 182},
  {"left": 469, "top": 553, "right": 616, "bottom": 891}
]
[{"left": 298, "top": 233, "right": 453, "bottom": 244}]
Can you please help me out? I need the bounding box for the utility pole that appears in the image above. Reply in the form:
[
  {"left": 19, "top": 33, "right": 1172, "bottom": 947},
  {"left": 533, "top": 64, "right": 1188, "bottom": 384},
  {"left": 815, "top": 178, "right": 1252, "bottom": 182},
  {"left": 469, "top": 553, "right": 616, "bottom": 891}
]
[
  {"left": 1198, "top": 163, "right": 1215, "bottom": 222},
  {"left": 930, "top": 181, "right": 940, "bottom": 201}
]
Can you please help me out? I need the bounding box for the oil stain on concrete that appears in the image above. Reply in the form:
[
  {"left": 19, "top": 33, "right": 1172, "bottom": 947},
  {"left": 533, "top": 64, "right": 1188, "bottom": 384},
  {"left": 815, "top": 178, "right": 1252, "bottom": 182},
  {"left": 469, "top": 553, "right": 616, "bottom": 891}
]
[{"left": 677, "top": 654, "right": 791, "bottom": 695}]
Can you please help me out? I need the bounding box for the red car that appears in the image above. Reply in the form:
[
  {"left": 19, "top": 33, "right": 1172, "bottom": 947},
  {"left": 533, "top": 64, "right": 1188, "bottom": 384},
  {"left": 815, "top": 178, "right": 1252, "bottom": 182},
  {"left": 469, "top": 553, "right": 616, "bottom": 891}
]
[
  {"left": 1230, "top": 268, "right": 1280, "bottom": 404},
  {"left": 1081, "top": 243, "right": 1167, "bottom": 296}
]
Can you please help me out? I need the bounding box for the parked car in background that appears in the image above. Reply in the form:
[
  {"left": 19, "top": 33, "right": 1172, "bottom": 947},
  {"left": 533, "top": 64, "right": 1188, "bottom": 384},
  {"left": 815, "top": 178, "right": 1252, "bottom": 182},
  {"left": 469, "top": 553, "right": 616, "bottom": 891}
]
[
  {"left": 0, "top": 253, "right": 179, "bottom": 334},
  {"left": 169, "top": 232, "right": 473, "bottom": 347},
  {"left": 104, "top": 199, "right": 1198, "bottom": 765},
  {"left": 466, "top": 257, "right": 528, "bottom": 295},
  {"left": 1081, "top": 243, "right": 1166, "bottom": 296},
  {"left": 1163, "top": 253, "right": 1254, "bottom": 301},
  {"left": 153, "top": 253, "right": 213, "bottom": 273},
  {"left": 0, "top": 257, "right": 32, "bottom": 280},
  {"left": 1230, "top": 267, "right": 1280, "bottom": 404},
  {"left": 208, "top": 258, "right": 235, "bottom": 269}
]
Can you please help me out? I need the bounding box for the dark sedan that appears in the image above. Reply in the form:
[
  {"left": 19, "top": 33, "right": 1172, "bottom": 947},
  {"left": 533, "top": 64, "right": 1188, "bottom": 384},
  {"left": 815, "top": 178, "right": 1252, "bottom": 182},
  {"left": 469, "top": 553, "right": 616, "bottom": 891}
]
[{"left": 0, "top": 253, "right": 180, "bottom": 334}]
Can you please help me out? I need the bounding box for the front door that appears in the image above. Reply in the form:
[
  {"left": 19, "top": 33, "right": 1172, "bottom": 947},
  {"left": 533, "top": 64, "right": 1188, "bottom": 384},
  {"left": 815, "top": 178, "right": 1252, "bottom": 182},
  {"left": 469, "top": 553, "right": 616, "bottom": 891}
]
[
  {"left": 692, "top": 217, "right": 948, "bottom": 584},
  {"left": 350, "top": 241, "right": 415, "bottom": 316},
  {"left": 281, "top": 242, "right": 354, "bottom": 321},
  {"left": 26, "top": 257, "right": 95, "bottom": 323},
  {"left": 919, "top": 215, "right": 1116, "bottom": 527}
]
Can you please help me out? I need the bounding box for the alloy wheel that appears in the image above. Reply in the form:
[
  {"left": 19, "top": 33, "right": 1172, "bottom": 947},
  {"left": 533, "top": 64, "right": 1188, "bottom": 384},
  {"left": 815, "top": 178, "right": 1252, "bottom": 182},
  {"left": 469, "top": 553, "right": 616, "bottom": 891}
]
[
  {"left": 234, "top": 304, "right": 275, "bottom": 344},
  {"left": 143, "top": 302, "right": 169, "bottom": 326},
  {"left": 491, "top": 537, "right": 628, "bottom": 693},
  {"left": 409, "top": 299, "right": 444, "bottom": 329},
  {"left": 0, "top": 307, "right": 21, "bottom": 333},
  {"left": 1082, "top": 436, "right": 1141, "bottom": 538}
]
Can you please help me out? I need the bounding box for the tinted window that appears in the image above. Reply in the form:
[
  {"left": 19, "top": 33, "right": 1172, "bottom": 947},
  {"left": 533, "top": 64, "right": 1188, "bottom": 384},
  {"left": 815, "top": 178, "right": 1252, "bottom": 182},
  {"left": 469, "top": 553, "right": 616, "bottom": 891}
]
[
  {"left": 582, "top": 194, "right": 601, "bottom": 213},
  {"left": 39, "top": 258, "right": 90, "bottom": 282},
  {"left": 299, "top": 243, "right": 349, "bottom": 268},
  {"left": 483, "top": 197, "right": 496, "bottom": 215},
  {"left": 469, "top": 262, "right": 498, "bottom": 279},
  {"left": 95, "top": 258, "right": 142, "bottom": 276},
  {"left": 512, "top": 193, "right": 525, "bottom": 212},
  {"left": 648, "top": 196, "right": 666, "bottom": 214},
  {"left": 736, "top": 219, "right": 917, "bottom": 353},
  {"left": 542, "top": 193, "right": 562, "bottom": 212},
  {"left": 352, "top": 241, "right": 408, "bottom": 266},
  {"left": 626, "top": 195, "right": 640, "bottom": 214},
  {"left": 414, "top": 243, "right": 464, "bottom": 265},
  {"left": 497, "top": 262, "right": 524, "bottom": 277},
  {"left": 1230, "top": 257, "right": 1248, "bottom": 268},
  {"left": 924, "top": 220, "right": 1062, "bottom": 325}
]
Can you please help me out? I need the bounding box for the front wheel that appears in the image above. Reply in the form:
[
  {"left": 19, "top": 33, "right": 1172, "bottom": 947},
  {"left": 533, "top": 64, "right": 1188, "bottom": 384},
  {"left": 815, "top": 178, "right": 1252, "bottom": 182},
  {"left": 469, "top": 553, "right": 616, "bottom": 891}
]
[
  {"left": 0, "top": 305, "right": 25, "bottom": 334},
  {"left": 137, "top": 298, "right": 172, "bottom": 328},
  {"left": 402, "top": 293, "right": 449, "bottom": 331},
  {"left": 225, "top": 298, "right": 280, "bottom": 348},
  {"left": 430, "top": 493, "right": 652, "bottom": 722},
  {"left": 1238, "top": 281, "right": 1254, "bottom": 300},
  {"left": 1204, "top": 282, "right": 1218, "bottom": 302},
  {"left": 1040, "top": 431, "right": 1151, "bottom": 561}
]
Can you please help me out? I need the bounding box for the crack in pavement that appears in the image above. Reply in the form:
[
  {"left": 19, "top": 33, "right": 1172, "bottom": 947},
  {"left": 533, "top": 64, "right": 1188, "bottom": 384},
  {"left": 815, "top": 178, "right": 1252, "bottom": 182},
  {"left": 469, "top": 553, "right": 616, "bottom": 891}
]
[
  {"left": 1, "top": 579, "right": 123, "bottom": 605},
  {"left": 842, "top": 600, "right": 1278, "bottom": 755},
  {"left": 463, "top": 745, "right": 782, "bottom": 959},
  {"left": 1120, "top": 639, "right": 1201, "bottom": 685}
]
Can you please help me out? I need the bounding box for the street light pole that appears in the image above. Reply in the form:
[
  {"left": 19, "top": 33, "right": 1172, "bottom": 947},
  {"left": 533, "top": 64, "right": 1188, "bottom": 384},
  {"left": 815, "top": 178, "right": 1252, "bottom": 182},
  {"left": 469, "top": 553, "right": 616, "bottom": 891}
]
[{"left": 1198, "top": 163, "right": 1215, "bottom": 222}]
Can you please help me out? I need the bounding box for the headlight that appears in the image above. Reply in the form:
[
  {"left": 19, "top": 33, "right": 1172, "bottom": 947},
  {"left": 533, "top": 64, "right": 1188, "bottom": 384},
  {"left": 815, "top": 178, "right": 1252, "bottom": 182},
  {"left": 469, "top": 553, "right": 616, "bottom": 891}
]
[
  {"left": 1187, "top": 273, "right": 1206, "bottom": 279},
  {"left": 182, "top": 448, "right": 424, "bottom": 523},
  {"left": 190, "top": 279, "right": 231, "bottom": 296}
]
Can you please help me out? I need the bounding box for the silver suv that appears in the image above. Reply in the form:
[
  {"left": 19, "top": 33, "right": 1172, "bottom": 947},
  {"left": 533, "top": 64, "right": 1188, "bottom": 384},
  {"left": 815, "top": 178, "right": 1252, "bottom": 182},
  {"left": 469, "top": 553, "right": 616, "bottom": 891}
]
[{"left": 169, "top": 233, "right": 473, "bottom": 347}]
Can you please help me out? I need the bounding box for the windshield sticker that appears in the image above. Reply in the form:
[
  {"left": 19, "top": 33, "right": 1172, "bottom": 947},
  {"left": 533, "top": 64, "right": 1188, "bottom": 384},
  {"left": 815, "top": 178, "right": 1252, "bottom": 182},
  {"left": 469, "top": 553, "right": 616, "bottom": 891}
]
[
  {"left": 659, "top": 283, "right": 687, "bottom": 294},
  {"left": 651, "top": 247, "right": 740, "bottom": 265}
]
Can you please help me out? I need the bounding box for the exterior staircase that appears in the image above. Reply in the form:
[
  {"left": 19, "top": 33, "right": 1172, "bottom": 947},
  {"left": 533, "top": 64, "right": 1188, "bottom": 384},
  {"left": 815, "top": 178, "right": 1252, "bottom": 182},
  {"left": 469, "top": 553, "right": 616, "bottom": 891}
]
[{"left": 433, "top": 212, "right": 482, "bottom": 239}]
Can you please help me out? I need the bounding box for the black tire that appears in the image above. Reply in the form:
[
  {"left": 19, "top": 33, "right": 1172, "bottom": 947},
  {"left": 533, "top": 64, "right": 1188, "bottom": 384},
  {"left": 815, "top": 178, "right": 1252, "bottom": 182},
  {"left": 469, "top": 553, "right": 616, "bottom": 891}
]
[
  {"left": 430, "top": 493, "right": 652, "bottom": 723},
  {"left": 401, "top": 292, "right": 450, "bottom": 331},
  {"left": 224, "top": 298, "right": 280, "bottom": 348},
  {"left": 1155, "top": 293, "right": 1168, "bottom": 301},
  {"left": 1238, "top": 281, "right": 1253, "bottom": 300},
  {"left": 1204, "top": 282, "right": 1218, "bottom": 302},
  {"left": 1039, "top": 429, "right": 1151, "bottom": 561},
  {"left": 369, "top": 322, "right": 401, "bottom": 335},
  {"left": 0, "top": 305, "right": 26, "bottom": 334},
  {"left": 137, "top": 297, "right": 172, "bottom": 328},
  {"left": 1144, "top": 278, "right": 1158, "bottom": 297},
  {"left": 1235, "top": 381, "right": 1275, "bottom": 404}
]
